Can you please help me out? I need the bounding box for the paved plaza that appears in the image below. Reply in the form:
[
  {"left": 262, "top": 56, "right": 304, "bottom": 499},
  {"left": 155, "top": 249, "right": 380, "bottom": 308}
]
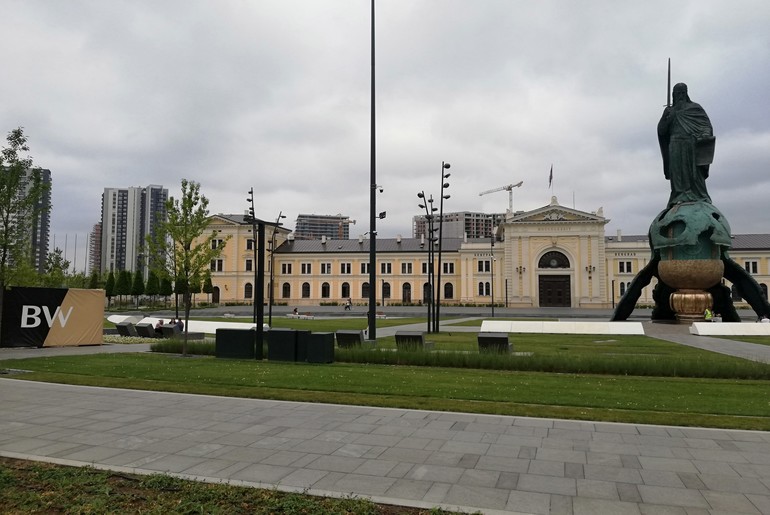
[
  {"left": 1, "top": 311, "right": 770, "bottom": 513},
  {"left": 1, "top": 378, "right": 769, "bottom": 514}
]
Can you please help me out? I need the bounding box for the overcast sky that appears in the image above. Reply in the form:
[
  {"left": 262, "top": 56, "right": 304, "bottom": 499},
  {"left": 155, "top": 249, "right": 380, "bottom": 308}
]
[{"left": 3, "top": 0, "right": 770, "bottom": 271}]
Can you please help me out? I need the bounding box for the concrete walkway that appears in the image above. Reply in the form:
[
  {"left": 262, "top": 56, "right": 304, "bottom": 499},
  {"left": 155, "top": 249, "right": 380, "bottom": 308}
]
[{"left": 1, "top": 379, "right": 769, "bottom": 514}]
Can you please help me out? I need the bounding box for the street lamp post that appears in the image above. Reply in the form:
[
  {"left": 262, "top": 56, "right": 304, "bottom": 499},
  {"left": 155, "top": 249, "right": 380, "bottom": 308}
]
[
  {"left": 245, "top": 188, "right": 277, "bottom": 359},
  {"left": 418, "top": 191, "right": 437, "bottom": 332},
  {"left": 268, "top": 211, "right": 286, "bottom": 327},
  {"left": 490, "top": 217, "right": 496, "bottom": 318},
  {"left": 434, "top": 161, "right": 450, "bottom": 333}
]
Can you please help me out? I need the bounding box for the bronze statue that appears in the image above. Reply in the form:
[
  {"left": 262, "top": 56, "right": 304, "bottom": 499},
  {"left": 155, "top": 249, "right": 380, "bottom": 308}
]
[
  {"left": 612, "top": 77, "right": 770, "bottom": 322},
  {"left": 657, "top": 83, "right": 715, "bottom": 208}
]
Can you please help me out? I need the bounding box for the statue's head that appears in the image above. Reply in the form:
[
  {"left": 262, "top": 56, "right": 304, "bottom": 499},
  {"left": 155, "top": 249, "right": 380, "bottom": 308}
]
[{"left": 672, "top": 83, "right": 690, "bottom": 104}]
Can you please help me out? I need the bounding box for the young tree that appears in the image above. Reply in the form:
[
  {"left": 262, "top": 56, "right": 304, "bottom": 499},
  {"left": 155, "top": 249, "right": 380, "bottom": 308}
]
[
  {"left": 115, "top": 270, "right": 131, "bottom": 308},
  {"left": 159, "top": 276, "right": 173, "bottom": 308},
  {"left": 105, "top": 271, "right": 115, "bottom": 309},
  {"left": 147, "top": 179, "right": 228, "bottom": 355},
  {"left": 40, "top": 247, "right": 70, "bottom": 287},
  {"left": 131, "top": 270, "right": 145, "bottom": 307},
  {"left": 88, "top": 270, "right": 100, "bottom": 289},
  {"left": 0, "top": 128, "right": 49, "bottom": 342},
  {"left": 144, "top": 270, "right": 160, "bottom": 305},
  {"left": 202, "top": 272, "right": 214, "bottom": 304},
  {"left": 188, "top": 272, "right": 202, "bottom": 307}
]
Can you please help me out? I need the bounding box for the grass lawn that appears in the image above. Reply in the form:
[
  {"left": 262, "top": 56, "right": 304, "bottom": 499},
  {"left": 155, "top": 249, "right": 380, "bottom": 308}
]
[
  {"left": 3, "top": 351, "right": 770, "bottom": 430},
  {"left": 722, "top": 335, "right": 770, "bottom": 347},
  {"left": 0, "top": 457, "right": 450, "bottom": 514}
]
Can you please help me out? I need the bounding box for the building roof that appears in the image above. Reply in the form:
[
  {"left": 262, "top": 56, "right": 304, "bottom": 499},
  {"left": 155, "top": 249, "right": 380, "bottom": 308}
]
[
  {"left": 604, "top": 233, "right": 770, "bottom": 251},
  {"left": 274, "top": 237, "right": 488, "bottom": 254}
]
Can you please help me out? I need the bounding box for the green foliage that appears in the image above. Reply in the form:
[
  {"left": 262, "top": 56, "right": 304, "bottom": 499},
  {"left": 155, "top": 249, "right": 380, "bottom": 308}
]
[
  {"left": 160, "top": 276, "right": 173, "bottom": 297},
  {"left": 131, "top": 270, "right": 145, "bottom": 297},
  {"left": 105, "top": 271, "right": 115, "bottom": 299},
  {"left": 40, "top": 247, "right": 70, "bottom": 287},
  {"left": 0, "top": 458, "right": 399, "bottom": 514},
  {"left": 144, "top": 270, "right": 160, "bottom": 297},
  {"left": 202, "top": 272, "right": 214, "bottom": 294},
  {"left": 0, "top": 127, "right": 49, "bottom": 289},
  {"left": 145, "top": 179, "right": 229, "bottom": 355},
  {"left": 88, "top": 270, "right": 99, "bottom": 289}
]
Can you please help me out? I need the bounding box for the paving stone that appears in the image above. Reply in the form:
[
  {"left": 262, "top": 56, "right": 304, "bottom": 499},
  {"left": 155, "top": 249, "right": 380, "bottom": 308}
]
[
  {"left": 517, "top": 473, "right": 577, "bottom": 496},
  {"left": 584, "top": 464, "right": 643, "bottom": 484},
  {"left": 637, "top": 485, "right": 710, "bottom": 508},
  {"left": 616, "top": 483, "right": 642, "bottom": 503},
  {"left": 638, "top": 456, "right": 698, "bottom": 473},
  {"left": 573, "top": 497, "right": 641, "bottom": 515},
  {"left": 406, "top": 464, "right": 464, "bottom": 483},
  {"left": 305, "top": 455, "right": 365, "bottom": 473},
  {"left": 353, "top": 458, "right": 399, "bottom": 476},
  {"left": 496, "top": 471, "right": 519, "bottom": 489},
  {"left": 332, "top": 473, "right": 397, "bottom": 496},
  {"left": 505, "top": 490, "right": 551, "bottom": 514},
  {"left": 701, "top": 490, "right": 760, "bottom": 514},
  {"left": 639, "top": 469, "right": 684, "bottom": 488},
  {"left": 384, "top": 478, "right": 434, "bottom": 500},
  {"left": 537, "top": 447, "right": 587, "bottom": 464},
  {"left": 443, "top": 484, "right": 510, "bottom": 510},
  {"left": 528, "top": 459, "right": 565, "bottom": 477},
  {"left": 577, "top": 478, "right": 619, "bottom": 500},
  {"left": 476, "top": 455, "right": 531, "bottom": 473},
  {"left": 565, "top": 462, "right": 585, "bottom": 479}
]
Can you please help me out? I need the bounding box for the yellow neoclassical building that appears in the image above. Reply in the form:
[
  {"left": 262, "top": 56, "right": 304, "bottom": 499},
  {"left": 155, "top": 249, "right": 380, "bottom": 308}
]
[{"left": 203, "top": 198, "right": 770, "bottom": 309}]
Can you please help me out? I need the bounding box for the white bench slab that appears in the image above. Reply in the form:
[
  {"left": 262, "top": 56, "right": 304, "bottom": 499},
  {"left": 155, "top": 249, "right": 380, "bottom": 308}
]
[
  {"left": 479, "top": 320, "right": 645, "bottom": 335},
  {"left": 690, "top": 322, "right": 770, "bottom": 336}
]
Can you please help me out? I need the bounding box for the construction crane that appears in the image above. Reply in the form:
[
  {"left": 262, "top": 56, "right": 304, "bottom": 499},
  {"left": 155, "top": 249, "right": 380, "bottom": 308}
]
[
  {"left": 479, "top": 181, "right": 524, "bottom": 213},
  {"left": 337, "top": 216, "right": 356, "bottom": 239}
]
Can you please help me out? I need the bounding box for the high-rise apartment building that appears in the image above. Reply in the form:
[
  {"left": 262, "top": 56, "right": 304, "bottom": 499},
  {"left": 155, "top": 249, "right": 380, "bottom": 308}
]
[
  {"left": 294, "top": 214, "right": 354, "bottom": 240},
  {"left": 88, "top": 223, "right": 102, "bottom": 275},
  {"left": 100, "top": 185, "right": 167, "bottom": 274},
  {"left": 29, "top": 168, "right": 51, "bottom": 273},
  {"left": 412, "top": 211, "right": 502, "bottom": 240}
]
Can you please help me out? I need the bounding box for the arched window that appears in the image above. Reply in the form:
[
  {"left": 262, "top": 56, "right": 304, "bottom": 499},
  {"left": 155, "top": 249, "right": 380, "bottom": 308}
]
[
  {"left": 244, "top": 282, "right": 253, "bottom": 299},
  {"left": 341, "top": 282, "right": 350, "bottom": 298},
  {"left": 732, "top": 285, "right": 742, "bottom": 301},
  {"left": 302, "top": 282, "right": 310, "bottom": 298},
  {"left": 402, "top": 283, "right": 412, "bottom": 303},
  {"left": 444, "top": 282, "right": 454, "bottom": 300},
  {"left": 321, "top": 282, "right": 330, "bottom": 298},
  {"left": 423, "top": 282, "right": 431, "bottom": 303},
  {"left": 619, "top": 282, "right": 626, "bottom": 297},
  {"left": 485, "top": 282, "right": 491, "bottom": 296},
  {"left": 538, "top": 251, "right": 570, "bottom": 269},
  {"left": 362, "top": 282, "right": 369, "bottom": 298},
  {"left": 382, "top": 282, "right": 391, "bottom": 299},
  {"left": 762, "top": 283, "right": 768, "bottom": 300},
  {"left": 478, "top": 282, "right": 484, "bottom": 296},
  {"left": 282, "top": 282, "right": 291, "bottom": 299}
]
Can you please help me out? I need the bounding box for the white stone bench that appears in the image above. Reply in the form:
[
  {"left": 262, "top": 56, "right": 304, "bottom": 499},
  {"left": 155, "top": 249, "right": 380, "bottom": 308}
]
[
  {"left": 479, "top": 320, "right": 645, "bottom": 335},
  {"left": 690, "top": 322, "right": 770, "bottom": 336}
]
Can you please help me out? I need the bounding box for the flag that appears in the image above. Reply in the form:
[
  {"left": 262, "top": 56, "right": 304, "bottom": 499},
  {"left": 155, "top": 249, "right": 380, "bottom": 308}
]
[{"left": 548, "top": 165, "right": 553, "bottom": 188}]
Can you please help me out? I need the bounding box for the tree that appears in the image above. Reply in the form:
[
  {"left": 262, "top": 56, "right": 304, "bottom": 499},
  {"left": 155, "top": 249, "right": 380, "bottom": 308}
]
[
  {"left": 40, "top": 247, "right": 70, "bottom": 287},
  {"left": 144, "top": 270, "right": 160, "bottom": 305},
  {"left": 202, "top": 272, "right": 214, "bottom": 304},
  {"left": 115, "top": 270, "right": 131, "bottom": 307},
  {"left": 105, "top": 271, "right": 115, "bottom": 309},
  {"left": 147, "top": 179, "right": 228, "bottom": 355},
  {"left": 159, "top": 276, "right": 172, "bottom": 308},
  {"left": 131, "top": 270, "right": 145, "bottom": 307},
  {"left": 188, "top": 272, "right": 202, "bottom": 307},
  {"left": 88, "top": 271, "right": 100, "bottom": 289},
  {"left": 0, "top": 128, "right": 49, "bottom": 342}
]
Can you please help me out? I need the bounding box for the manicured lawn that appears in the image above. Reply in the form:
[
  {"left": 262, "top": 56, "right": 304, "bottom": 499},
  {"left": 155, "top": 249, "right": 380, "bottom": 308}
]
[{"left": 4, "top": 353, "right": 770, "bottom": 430}]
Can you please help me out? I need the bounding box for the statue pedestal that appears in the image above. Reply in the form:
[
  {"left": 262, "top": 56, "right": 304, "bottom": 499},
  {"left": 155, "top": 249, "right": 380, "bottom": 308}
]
[
  {"left": 659, "top": 259, "right": 722, "bottom": 325},
  {"left": 670, "top": 289, "right": 712, "bottom": 324}
]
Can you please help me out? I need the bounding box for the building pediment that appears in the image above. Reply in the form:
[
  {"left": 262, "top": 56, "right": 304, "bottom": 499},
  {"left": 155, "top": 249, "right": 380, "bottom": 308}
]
[{"left": 510, "top": 197, "right": 608, "bottom": 225}]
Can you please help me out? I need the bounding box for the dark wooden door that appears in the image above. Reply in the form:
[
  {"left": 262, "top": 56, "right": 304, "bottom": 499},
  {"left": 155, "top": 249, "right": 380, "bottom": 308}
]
[{"left": 539, "top": 275, "right": 571, "bottom": 307}]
